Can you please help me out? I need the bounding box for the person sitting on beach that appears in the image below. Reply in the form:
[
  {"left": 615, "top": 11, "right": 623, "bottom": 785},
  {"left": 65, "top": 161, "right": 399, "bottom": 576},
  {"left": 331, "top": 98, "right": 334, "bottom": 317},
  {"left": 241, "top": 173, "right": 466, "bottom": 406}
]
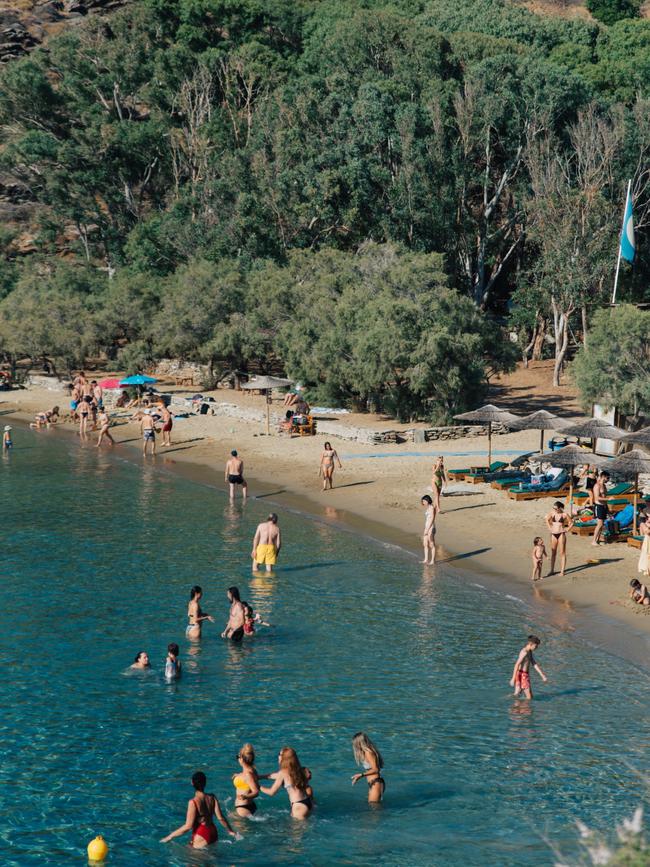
[
  {"left": 225, "top": 450, "right": 248, "bottom": 500},
  {"left": 96, "top": 408, "right": 115, "bottom": 448},
  {"left": 510, "top": 635, "right": 548, "bottom": 700},
  {"left": 260, "top": 747, "right": 313, "bottom": 819},
  {"left": 279, "top": 410, "right": 294, "bottom": 433},
  {"left": 351, "top": 732, "right": 385, "bottom": 803},
  {"left": 131, "top": 651, "right": 150, "bottom": 670},
  {"left": 31, "top": 406, "right": 60, "bottom": 429},
  {"left": 421, "top": 495, "right": 436, "bottom": 565},
  {"left": 252, "top": 514, "right": 281, "bottom": 572},
  {"left": 116, "top": 390, "right": 130, "bottom": 409},
  {"left": 187, "top": 585, "right": 214, "bottom": 640},
  {"left": 320, "top": 442, "right": 342, "bottom": 491},
  {"left": 233, "top": 743, "right": 261, "bottom": 817},
  {"left": 530, "top": 537, "right": 547, "bottom": 582},
  {"left": 545, "top": 501, "right": 572, "bottom": 577},
  {"left": 165, "top": 643, "right": 182, "bottom": 679},
  {"left": 283, "top": 391, "right": 298, "bottom": 408},
  {"left": 222, "top": 586, "right": 245, "bottom": 641},
  {"left": 160, "top": 771, "right": 237, "bottom": 848},
  {"left": 629, "top": 578, "right": 650, "bottom": 606}
]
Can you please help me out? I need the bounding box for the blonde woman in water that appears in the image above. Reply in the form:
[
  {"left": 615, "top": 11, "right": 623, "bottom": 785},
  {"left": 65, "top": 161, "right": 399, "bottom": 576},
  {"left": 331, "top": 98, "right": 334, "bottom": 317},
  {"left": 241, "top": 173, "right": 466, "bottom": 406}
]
[
  {"left": 232, "top": 743, "right": 260, "bottom": 817},
  {"left": 260, "top": 747, "right": 313, "bottom": 819},
  {"left": 351, "top": 732, "right": 385, "bottom": 803}
]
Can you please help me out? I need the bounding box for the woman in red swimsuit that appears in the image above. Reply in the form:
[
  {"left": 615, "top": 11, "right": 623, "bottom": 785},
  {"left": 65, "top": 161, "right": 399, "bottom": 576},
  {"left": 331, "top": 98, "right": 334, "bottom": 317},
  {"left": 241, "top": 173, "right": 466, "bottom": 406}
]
[{"left": 160, "top": 771, "right": 238, "bottom": 849}]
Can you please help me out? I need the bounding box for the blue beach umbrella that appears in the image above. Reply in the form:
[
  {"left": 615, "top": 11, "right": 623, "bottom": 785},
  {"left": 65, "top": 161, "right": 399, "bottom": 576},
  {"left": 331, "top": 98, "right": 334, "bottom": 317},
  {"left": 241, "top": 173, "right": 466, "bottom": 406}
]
[{"left": 119, "top": 375, "right": 158, "bottom": 387}]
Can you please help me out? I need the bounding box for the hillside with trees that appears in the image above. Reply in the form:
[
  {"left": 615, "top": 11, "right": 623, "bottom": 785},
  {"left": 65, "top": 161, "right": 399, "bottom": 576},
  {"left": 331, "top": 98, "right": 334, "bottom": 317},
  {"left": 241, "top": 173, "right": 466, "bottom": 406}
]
[{"left": 0, "top": 0, "right": 648, "bottom": 420}]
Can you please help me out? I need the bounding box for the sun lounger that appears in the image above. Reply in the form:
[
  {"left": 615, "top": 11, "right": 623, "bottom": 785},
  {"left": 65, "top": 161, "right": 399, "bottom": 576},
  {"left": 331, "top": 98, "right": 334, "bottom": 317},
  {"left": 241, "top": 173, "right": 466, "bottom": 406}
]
[
  {"left": 491, "top": 473, "right": 531, "bottom": 490},
  {"left": 465, "top": 468, "right": 520, "bottom": 485},
  {"left": 571, "top": 503, "right": 635, "bottom": 539},
  {"left": 448, "top": 461, "right": 507, "bottom": 481},
  {"left": 507, "top": 470, "right": 568, "bottom": 501},
  {"left": 573, "top": 483, "right": 634, "bottom": 502}
]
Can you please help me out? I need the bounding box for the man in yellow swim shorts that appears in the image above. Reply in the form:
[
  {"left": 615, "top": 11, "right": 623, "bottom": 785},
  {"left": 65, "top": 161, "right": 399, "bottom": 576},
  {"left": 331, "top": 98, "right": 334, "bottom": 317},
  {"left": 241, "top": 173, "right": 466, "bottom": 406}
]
[{"left": 252, "top": 513, "right": 281, "bottom": 572}]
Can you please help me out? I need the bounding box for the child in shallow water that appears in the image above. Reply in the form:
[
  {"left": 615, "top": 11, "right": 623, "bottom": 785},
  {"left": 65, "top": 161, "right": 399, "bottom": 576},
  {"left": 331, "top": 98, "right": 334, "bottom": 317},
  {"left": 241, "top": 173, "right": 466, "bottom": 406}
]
[
  {"left": 165, "top": 643, "right": 182, "bottom": 679},
  {"left": 510, "top": 635, "right": 548, "bottom": 700},
  {"left": 530, "top": 537, "right": 547, "bottom": 582}
]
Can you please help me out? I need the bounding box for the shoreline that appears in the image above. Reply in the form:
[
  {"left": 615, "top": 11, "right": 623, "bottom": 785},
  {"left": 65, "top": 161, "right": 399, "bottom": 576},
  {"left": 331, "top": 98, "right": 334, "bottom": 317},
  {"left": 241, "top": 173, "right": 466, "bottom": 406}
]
[{"left": 4, "top": 387, "right": 650, "bottom": 671}]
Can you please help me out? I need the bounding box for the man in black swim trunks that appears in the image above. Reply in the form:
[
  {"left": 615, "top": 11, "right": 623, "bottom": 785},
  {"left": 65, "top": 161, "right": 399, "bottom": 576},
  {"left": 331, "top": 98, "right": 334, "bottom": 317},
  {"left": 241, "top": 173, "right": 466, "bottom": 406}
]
[
  {"left": 221, "top": 586, "right": 245, "bottom": 641},
  {"left": 225, "top": 450, "right": 248, "bottom": 500},
  {"left": 592, "top": 471, "right": 610, "bottom": 546}
]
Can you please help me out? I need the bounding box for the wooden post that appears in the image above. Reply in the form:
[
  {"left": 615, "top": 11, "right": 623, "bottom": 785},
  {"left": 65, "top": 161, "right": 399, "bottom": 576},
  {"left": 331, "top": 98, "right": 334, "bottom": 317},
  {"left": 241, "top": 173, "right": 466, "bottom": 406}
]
[
  {"left": 266, "top": 391, "right": 270, "bottom": 436},
  {"left": 634, "top": 473, "right": 639, "bottom": 535},
  {"left": 488, "top": 421, "right": 492, "bottom": 467}
]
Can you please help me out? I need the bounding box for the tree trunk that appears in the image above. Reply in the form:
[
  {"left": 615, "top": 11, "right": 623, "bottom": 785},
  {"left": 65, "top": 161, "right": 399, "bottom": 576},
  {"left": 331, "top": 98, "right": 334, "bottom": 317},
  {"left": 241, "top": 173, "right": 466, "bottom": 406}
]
[
  {"left": 551, "top": 298, "right": 571, "bottom": 387},
  {"left": 581, "top": 305, "right": 588, "bottom": 349},
  {"left": 532, "top": 315, "right": 546, "bottom": 361}
]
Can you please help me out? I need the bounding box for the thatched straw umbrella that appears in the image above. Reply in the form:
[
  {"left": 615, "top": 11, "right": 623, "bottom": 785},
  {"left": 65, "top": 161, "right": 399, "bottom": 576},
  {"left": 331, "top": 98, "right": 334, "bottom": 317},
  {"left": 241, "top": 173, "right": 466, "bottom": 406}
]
[
  {"left": 537, "top": 445, "right": 609, "bottom": 511},
  {"left": 509, "top": 409, "right": 570, "bottom": 455},
  {"left": 618, "top": 426, "right": 650, "bottom": 448},
  {"left": 561, "top": 418, "right": 627, "bottom": 453},
  {"left": 241, "top": 375, "right": 293, "bottom": 434},
  {"left": 453, "top": 404, "right": 520, "bottom": 467},
  {"left": 606, "top": 448, "right": 650, "bottom": 534}
]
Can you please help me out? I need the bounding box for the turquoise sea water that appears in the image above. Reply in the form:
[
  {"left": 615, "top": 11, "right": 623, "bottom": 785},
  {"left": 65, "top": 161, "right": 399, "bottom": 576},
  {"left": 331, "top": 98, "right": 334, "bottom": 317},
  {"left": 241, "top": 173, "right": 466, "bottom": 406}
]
[{"left": 1, "top": 430, "right": 649, "bottom": 866}]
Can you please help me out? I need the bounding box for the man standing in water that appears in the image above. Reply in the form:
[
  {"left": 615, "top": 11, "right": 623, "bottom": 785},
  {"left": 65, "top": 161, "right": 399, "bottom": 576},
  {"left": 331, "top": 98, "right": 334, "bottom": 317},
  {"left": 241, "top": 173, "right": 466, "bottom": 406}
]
[
  {"left": 251, "top": 513, "right": 281, "bottom": 572},
  {"left": 140, "top": 411, "right": 157, "bottom": 456},
  {"left": 222, "top": 586, "right": 245, "bottom": 641},
  {"left": 592, "top": 470, "right": 610, "bottom": 546},
  {"left": 225, "top": 450, "right": 248, "bottom": 500}
]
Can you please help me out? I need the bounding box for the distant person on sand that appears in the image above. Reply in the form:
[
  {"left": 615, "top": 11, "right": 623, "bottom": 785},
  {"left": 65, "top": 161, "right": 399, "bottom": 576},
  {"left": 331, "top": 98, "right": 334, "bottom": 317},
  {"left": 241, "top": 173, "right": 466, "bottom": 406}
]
[
  {"left": 96, "top": 408, "right": 115, "bottom": 448},
  {"left": 78, "top": 396, "right": 92, "bottom": 440},
  {"left": 221, "top": 586, "right": 245, "bottom": 641},
  {"left": 421, "top": 495, "right": 436, "bottom": 565},
  {"left": 320, "top": 442, "right": 342, "bottom": 491},
  {"left": 159, "top": 404, "right": 173, "bottom": 447},
  {"left": 225, "top": 450, "right": 247, "bottom": 500},
  {"left": 510, "top": 635, "right": 548, "bottom": 700},
  {"left": 638, "top": 520, "right": 650, "bottom": 577},
  {"left": 431, "top": 456, "right": 448, "bottom": 513},
  {"left": 592, "top": 471, "right": 610, "bottom": 546},
  {"left": 92, "top": 380, "right": 103, "bottom": 410},
  {"left": 629, "top": 578, "right": 650, "bottom": 606},
  {"left": 140, "top": 411, "right": 156, "bottom": 456},
  {"left": 530, "top": 536, "right": 547, "bottom": 582},
  {"left": 545, "top": 501, "right": 572, "bottom": 576},
  {"left": 252, "top": 513, "right": 281, "bottom": 572},
  {"left": 160, "top": 771, "right": 237, "bottom": 847},
  {"left": 31, "top": 407, "right": 59, "bottom": 429},
  {"left": 187, "top": 585, "right": 214, "bottom": 640},
  {"left": 69, "top": 385, "right": 80, "bottom": 420},
  {"left": 351, "top": 732, "right": 385, "bottom": 803}
]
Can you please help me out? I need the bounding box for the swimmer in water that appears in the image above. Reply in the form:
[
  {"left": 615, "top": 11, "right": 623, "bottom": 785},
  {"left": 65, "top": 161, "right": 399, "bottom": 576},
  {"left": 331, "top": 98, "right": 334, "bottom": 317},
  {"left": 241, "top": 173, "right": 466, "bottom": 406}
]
[
  {"left": 232, "top": 743, "right": 261, "bottom": 817},
  {"left": 544, "top": 501, "right": 573, "bottom": 576},
  {"left": 260, "top": 747, "right": 313, "bottom": 819},
  {"left": 351, "top": 732, "right": 385, "bottom": 803},
  {"left": 221, "top": 586, "right": 245, "bottom": 641},
  {"left": 165, "top": 643, "right": 182, "bottom": 679},
  {"left": 160, "top": 771, "right": 237, "bottom": 848},
  {"left": 421, "top": 495, "right": 436, "bottom": 564},
  {"left": 131, "top": 651, "right": 150, "bottom": 670},
  {"left": 187, "top": 585, "right": 214, "bottom": 640},
  {"left": 510, "top": 635, "right": 548, "bottom": 700}
]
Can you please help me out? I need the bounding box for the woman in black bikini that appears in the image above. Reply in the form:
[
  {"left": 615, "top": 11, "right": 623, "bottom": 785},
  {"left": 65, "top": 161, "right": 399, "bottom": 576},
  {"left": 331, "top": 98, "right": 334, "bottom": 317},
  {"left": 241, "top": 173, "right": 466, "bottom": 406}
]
[
  {"left": 260, "top": 747, "right": 313, "bottom": 819},
  {"left": 544, "top": 501, "right": 573, "bottom": 577},
  {"left": 232, "top": 743, "right": 260, "bottom": 817},
  {"left": 351, "top": 732, "right": 385, "bottom": 803}
]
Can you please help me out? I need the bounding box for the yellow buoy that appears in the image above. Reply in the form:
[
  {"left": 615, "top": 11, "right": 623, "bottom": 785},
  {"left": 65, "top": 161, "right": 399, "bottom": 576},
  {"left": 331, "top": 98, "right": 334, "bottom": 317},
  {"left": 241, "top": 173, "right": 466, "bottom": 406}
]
[
  {"left": 87, "top": 835, "right": 109, "bottom": 862},
  {"left": 233, "top": 775, "right": 249, "bottom": 791}
]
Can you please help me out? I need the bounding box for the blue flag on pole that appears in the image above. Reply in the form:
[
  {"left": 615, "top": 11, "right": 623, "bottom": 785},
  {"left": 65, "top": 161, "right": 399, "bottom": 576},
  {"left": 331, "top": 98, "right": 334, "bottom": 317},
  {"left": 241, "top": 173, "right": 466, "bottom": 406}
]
[{"left": 620, "top": 186, "right": 635, "bottom": 263}]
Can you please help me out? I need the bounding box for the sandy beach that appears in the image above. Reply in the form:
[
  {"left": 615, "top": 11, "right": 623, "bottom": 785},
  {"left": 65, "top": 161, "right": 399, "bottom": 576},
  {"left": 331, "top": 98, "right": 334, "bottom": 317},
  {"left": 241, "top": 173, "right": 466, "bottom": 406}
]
[{"left": 5, "top": 374, "right": 650, "bottom": 666}]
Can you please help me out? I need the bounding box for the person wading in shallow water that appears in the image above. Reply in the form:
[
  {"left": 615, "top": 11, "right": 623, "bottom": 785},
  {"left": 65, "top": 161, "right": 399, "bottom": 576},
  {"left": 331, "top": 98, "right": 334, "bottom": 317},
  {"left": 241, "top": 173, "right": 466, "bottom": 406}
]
[
  {"left": 351, "top": 732, "right": 386, "bottom": 803},
  {"left": 160, "top": 771, "right": 237, "bottom": 848},
  {"left": 225, "top": 450, "right": 248, "bottom": 500},
  {"left": 251, "top": 514, "right": 281, "bottom": 572},
  {"left": 222, "top": 586, "right": 245, "bottom": 641}
]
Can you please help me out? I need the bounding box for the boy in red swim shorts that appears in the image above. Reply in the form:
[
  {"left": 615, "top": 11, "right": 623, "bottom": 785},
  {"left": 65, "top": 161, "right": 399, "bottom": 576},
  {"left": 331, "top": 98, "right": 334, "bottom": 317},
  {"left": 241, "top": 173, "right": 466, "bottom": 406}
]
[{"left": 510, "top": 635, "right": 548, "bottom": 699}]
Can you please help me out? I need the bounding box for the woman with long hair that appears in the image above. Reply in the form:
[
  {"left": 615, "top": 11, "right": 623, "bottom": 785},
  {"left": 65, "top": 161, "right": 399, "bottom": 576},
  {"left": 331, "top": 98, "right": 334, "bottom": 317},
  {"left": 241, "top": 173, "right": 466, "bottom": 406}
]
[
  {"left": 351, "top": 732, "right": 385, "bottom": 803},
  {"left": 232, "top": 743, "right": 260, "bottom": 817},
  {"left": 431, "top": 456, "right": 448, "bottom": 514},
  {"left": 320, "top": 442, "right": 342, "bottom": 491},
  {"left": 260, "top": 747, "right": 313, "bottom": 819},
  {"left": 160, "top": 771, "right": 237, "bottom": 848},
  {"left": 187, "top": 585, "right": 214, "bottom": 640}
]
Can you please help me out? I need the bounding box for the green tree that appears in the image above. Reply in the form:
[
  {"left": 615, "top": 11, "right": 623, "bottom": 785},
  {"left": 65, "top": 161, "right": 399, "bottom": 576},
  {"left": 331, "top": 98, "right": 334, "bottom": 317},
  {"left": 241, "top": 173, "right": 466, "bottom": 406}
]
[
  {"left": 586, "top": 0, "right": 640, "bottom": 27},
  {"left": 571, "top": 304, "right": 650, "bottom": 415}
]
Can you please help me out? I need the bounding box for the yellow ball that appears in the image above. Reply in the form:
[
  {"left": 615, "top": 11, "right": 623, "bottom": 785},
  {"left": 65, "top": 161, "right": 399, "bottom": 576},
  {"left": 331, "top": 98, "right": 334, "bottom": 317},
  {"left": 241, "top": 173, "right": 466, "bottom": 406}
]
[
  {"left": 87, "top": 835, "right": 109, "bottom": 861},
  {"left": 233, "top": 775, "right": 249, "bottom": 791}
]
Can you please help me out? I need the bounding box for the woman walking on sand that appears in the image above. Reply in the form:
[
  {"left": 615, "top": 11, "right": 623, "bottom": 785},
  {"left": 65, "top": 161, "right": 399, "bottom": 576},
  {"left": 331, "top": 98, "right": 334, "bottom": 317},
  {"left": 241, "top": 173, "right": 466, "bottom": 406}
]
[
  {"left": 187, "top": 585, "right": 214, "bottom": 640},
  {"left": 431, "top": 456, "right": 448, "bottom": 513},
  {"left": 320, "top": 442, "right": 342, "bottom": 491},
  {"left": 351, "top": 732, "right": 385, "bottom": 803},
  {"left": 545, "top": 501, "right": 573, "bottom": 577}
]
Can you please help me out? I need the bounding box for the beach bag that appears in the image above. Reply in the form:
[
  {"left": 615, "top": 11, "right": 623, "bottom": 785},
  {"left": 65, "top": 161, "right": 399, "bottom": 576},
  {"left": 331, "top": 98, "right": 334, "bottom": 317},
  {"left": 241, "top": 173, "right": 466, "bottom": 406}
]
[
  {"left": 530, "top": 474, "right": 545, "bottom": 487},
  {"left": 604, "top": 518, "right": 620, "bottom": 536}
]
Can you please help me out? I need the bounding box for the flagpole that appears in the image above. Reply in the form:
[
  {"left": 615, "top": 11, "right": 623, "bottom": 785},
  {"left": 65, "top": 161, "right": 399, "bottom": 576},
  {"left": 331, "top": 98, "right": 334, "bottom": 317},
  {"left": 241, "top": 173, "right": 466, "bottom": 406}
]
[{"left": 611, "top": 179, "right": 632, "bottom": 305}]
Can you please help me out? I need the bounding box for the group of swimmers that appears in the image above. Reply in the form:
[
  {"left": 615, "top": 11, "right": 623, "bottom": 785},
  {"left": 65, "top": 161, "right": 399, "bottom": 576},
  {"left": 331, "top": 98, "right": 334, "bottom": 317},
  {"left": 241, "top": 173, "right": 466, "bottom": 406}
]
[{"left": 159, "top": 733, "right": 386, "bottom": 849}]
